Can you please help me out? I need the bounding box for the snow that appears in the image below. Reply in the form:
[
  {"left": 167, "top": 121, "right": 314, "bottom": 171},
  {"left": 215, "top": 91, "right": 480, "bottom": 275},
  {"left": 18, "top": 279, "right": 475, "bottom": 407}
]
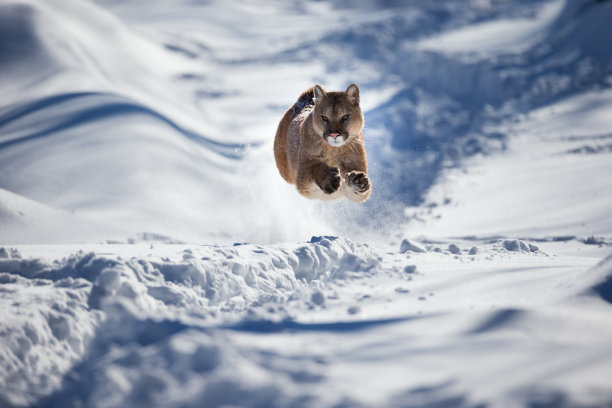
[
  {"left": 1, "top": 0, "right": 612, "bottom": 407},
  {"left": 416, "top": 1, "right": 564, "bottom": 59},
  {"left": 4, "top": 239, "right": 610, "bottom": 407},
  {"left": 399, "top": 238, "right": 427, "bottom": 254},
  {"left": 408, "top": 87, "right": 612, "bottom": 240}
]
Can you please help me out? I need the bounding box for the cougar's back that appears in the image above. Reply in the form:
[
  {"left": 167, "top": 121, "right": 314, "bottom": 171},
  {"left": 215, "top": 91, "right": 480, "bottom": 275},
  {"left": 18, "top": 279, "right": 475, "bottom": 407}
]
[{"left": 273, "top": 87, "right": 315, "bottom": 184}]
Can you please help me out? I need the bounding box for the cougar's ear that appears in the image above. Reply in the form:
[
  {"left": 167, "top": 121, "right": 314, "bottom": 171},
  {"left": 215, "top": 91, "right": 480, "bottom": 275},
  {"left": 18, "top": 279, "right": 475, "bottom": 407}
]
[
  {"left": 313, "top": 84, "right": 327, "bottom": 104},
  {"left": 346, "top": 83, "right": 360, "bottom": 105}
]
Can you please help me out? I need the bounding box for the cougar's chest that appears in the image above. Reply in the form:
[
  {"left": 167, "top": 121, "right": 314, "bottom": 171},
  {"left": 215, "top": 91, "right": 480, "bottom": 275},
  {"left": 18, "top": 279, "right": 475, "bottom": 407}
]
[{"left": 317, "top": 142, "right": 347, "bottom": 167}]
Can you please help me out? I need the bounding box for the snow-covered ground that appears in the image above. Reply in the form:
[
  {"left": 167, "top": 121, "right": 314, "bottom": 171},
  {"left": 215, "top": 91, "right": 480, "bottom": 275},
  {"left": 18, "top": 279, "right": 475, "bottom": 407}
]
[{"left": 1, "top": 0, "right": 612, "bottom": 407}]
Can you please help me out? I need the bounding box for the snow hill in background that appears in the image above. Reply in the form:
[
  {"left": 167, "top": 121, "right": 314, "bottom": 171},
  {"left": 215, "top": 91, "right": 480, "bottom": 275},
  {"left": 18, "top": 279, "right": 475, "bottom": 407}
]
[{"left": 1, "top": 0, "right": 612, "bottom": 407}]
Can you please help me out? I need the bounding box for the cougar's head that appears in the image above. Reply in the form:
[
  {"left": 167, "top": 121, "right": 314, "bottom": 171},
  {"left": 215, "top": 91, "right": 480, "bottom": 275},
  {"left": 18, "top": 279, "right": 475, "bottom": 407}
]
[{"left": 312, "top": 84, "right": 364, "bottom": 147}]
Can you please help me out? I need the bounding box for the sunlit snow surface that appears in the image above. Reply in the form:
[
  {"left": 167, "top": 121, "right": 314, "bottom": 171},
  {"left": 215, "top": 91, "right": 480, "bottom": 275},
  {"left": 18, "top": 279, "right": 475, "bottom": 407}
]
[{"left": 1, "top": 0, "right": 612, "bottom": 407}]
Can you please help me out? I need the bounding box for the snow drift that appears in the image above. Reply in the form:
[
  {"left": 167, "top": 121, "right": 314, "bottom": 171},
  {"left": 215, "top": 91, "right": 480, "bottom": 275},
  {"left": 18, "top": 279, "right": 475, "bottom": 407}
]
[{"left": 0, "top": 237, "right": 378, "bottom": 407}]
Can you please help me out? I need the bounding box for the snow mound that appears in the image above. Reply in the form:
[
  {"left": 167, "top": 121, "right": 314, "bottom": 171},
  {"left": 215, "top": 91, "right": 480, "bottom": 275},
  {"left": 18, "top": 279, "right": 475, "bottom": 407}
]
[
  {"left": 0, "top": 0, "right": 252, "bottom": 243},
  {"left": 0, "top": 237, "right": 377, "bottom": 407},
  {"left": 399, "top": 238, "right": 426, "bottom": 253},
  {"left": 0, "top": 188, "right": 116, "bottom": 244},
  {"left": 500, "top": 239, "right": 539, "bottom": 253},
  {"left": 5, "top": 240, "right": 607, "bottom": 408}
]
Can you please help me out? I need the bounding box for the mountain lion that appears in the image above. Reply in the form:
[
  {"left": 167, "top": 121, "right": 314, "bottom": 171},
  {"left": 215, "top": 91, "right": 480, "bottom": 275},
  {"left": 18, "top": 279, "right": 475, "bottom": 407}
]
[{"left": 273, "top": 84, "right": 371, "bottom": 202}]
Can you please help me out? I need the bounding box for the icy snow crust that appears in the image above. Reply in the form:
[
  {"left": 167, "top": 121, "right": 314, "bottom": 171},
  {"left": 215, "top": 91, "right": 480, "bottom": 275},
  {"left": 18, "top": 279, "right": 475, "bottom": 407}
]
[{"left": 2, "top": 0, "right": 612, "bottom": 406}]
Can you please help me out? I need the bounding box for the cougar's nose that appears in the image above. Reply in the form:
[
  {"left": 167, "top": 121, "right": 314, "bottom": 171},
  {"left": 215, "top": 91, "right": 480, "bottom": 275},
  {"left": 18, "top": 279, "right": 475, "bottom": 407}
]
[{"left": 329, "top": 132, "right": 340, "bottom": 139}]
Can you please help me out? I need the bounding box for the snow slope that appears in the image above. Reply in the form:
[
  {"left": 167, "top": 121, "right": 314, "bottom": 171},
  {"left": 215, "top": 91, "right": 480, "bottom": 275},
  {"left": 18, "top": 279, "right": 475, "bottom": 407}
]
[
  {"left": 1, "top": 0, "right": 612, "bottom": 407},
  {"left": 408, "top": 87, "right": 612, "bottom": 240}
]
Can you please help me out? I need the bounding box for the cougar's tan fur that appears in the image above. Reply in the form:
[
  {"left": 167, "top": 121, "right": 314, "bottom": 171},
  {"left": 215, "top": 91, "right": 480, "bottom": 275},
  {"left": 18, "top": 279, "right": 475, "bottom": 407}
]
[{"left": 273, "top": 84, "right": 371, "bottom": 202}]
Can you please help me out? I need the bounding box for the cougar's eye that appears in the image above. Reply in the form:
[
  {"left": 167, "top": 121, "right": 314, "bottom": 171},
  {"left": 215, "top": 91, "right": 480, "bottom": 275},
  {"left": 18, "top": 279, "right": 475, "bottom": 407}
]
[
  {"left": 321, "top": 116, "right": 328, "bottom": 122},
  {"left": 341, "top": 114, "right": 349, "bottom": 121}
]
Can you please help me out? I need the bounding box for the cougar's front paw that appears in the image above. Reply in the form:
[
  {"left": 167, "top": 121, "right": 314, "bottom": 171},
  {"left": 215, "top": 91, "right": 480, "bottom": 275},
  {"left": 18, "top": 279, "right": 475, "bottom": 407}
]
[
  {"left": 346, "top": 171, "right": 370, "bottom": 194},
  {"left": 318, "top": 167, "right": 341, "bottom": 194}
]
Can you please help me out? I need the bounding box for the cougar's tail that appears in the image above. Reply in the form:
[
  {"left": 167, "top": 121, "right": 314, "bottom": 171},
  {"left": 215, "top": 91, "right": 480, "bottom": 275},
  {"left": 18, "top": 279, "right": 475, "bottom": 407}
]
[{"left": 291, "top": 87, "right": 315, "bottom": 116}]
